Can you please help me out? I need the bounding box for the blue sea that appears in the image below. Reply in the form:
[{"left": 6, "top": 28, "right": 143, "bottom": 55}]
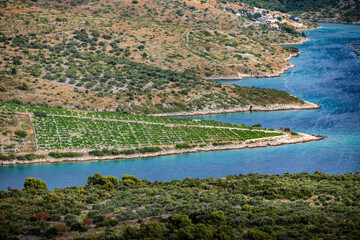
[{"left": 0, "top": 23, "right": 359, "bottom": 190}]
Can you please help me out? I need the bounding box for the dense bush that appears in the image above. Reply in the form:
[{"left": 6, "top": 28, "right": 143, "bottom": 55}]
[
  {"left": 137, "top": 147, "right": 162, "bottom": 154},
  {"left": 89, "top": 147, "right": 161, "bottom": 156},
  {"left": 24, "top": 177, "right": 48, "bottom": 190},
  {"left": 14, "top": 130, "right": 27, "bottom": 138},
  {"left": 175, "top": 143, "right": 193, "bottom": 149},
  {"left": 87, "top": 172, "right": 120, "bottom": 190},
  {"left": 281, "top": 24, "right": 300, "bottom": 36},
  {"left": 17, "top": 153, "right": 45, "bottom": 161},
  {"left": 48, "top": 152, "right": 83, "bottom": 158},
  {"left": 0, "top": 153, "right": 16, "bottom": 161},
  {"left": 34, "top": 111, "right": 47, "bottom": 118},
  {"left": 122, "top": 174, "right": 142, "bottom": 185},
  {"left": 0, "top": 172, "right": 359, "bottom": 238},
  {"left": 15, "top": 82, "right": 30, "bottom": 91}
]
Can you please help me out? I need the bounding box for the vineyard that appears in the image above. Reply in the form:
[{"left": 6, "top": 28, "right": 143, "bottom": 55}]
[
  {"left": 0, "top": 102, "right": 268, "bottom": 129},
  {"left": 1, "top": 102, "right": 283, "bottom": 152}
]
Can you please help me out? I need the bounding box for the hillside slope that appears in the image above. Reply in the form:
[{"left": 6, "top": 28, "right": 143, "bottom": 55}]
[{"left": 0, "top": 0, "right": 318, "bottom": 114}]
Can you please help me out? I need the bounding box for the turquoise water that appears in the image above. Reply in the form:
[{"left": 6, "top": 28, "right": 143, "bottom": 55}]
[{"left": 1, "top": 23, "right": 359, "bottom": 190}]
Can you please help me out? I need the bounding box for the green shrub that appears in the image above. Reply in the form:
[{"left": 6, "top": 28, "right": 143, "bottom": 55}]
[
  {"left": 122, "top": 174, "right": 142, "bottom": 185},
  {"left": 87, "top": 173, "right": 120, "bottom": 190},
  {"left": 281, "top": 24, "right": 299, "bottom": 36},
  {"left": 24, "top": 153, "right": 45, "bottom": 160},
  {"left": 15, "top": 130, "right": 27, "bottom": 138},
  {"left": 24, "top": 177, "right": 48, "bottom": 191},
  {"left": 175, "top": 143, "right": 192, "bottom": 149},
  {"left": 26, "top": 64, "right": 42, "bottom": 77},
  {"left": 212, "top": 142, "right": 231, "bottom": 146},
  {"left": 119, "top": 149, "right": 137, "bottom": 155},
  {"left": 137, "top": 147, "right": 162, "bottom": 154},
  {"left": 49, "top": 152, "right": 83, "bottom": 158},
  {"left": 15, "top": 82, "right": 30, "bottom": 91},
  {"left": 34, "top": 111, "right": 47, "bottom": 118},
  {"left": 0, "top": 153, "right": 16, "bottom": 161}
]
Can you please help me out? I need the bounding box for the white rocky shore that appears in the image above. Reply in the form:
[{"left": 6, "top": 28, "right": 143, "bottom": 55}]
[
  {"left": 151, "top": 101, "right": 320, "bottom": 117},
  {"left": 0, "top": 133, "right": 323, "bottom": 165}
]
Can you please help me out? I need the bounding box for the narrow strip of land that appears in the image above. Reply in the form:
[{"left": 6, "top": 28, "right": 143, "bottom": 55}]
[
  {"left": 0, "top": 102, "right": 323, "bottom": 165},
  {"left": 0, "top": 132, "right": 323, "bottom": 165}
]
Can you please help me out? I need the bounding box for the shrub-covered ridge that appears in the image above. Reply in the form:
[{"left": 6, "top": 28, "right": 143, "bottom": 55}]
[{"left": 0, "top": 172, "right": 359, "bottom": 239}]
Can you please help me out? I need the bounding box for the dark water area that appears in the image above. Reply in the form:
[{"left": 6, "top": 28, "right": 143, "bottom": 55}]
[{"left": 0, "top": 23, "right": 359, "bottom": 190}]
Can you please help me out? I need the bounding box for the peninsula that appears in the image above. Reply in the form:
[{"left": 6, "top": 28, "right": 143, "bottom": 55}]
[{"left": 0, "top": 102, "right": 322, "bottom": 165}]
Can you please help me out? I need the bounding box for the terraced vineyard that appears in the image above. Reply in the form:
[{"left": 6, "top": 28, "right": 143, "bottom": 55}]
[{"left": 1, "top": 102, "right": 283, "bottom": 152}]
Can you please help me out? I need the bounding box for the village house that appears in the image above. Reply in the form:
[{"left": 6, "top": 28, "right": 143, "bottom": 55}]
[
  {"left": 253, "top": 7, "right": 266, "bottom": 14},
  {"left": 290, "top": 15, "right": 300, "bottom": 21},
  {"left": 255, "top": 18, "right": 267, "bottom": 24},
  {"left": 266, "top": 18, "right": 277, "bottom": 23},
  {"left": 269, "top": 23, "right": 279, "bottom": 29}
]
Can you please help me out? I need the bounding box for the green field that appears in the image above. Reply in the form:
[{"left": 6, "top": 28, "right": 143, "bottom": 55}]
[
  {"left": 0, "top": 102, "right": 283, "bottom": 152},
  {"left": 0, "top": 102, "right": 260, "bottom": 128}
]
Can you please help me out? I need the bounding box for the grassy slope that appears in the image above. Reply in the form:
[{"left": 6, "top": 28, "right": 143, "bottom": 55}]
[
  {"left": 0, "top": 0, "right": 313, "bottom": 114},
  {"left": 0, "top": 172, "right": 359, "bottom": 239}
]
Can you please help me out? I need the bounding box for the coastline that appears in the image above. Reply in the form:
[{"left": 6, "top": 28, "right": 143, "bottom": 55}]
[
  {"left": 221, "top": 24, "right": 323, "bottom": 81},
  {"left": 206, "top": 23, "right": 323, "bottom": 81},
  {"left": 256, "top": 52, "right": 299, "bottom": 78},
  {"left": 206, "top": 47, "right": 303, "bottom": 81},
  {"left": 151, "top": 101, "right": 320, "bottom": 117},
  {"left": 305, "top": 19, "right": 360, "bottom": 25},
  {"left": 0, "top": 25, "right": 324, "bottom": 166},
  {"left": 277, "top": 37, "right": 311, "bottom": 46},
  {"left": 191, "top": 33, "right": 320, "bottom": 118},
  {"left": 0, "top": 133, "right": 324, "bottom": 166}
]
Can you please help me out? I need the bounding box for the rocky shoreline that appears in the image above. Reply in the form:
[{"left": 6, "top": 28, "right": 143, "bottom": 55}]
[
  {"left": 257, "top": 52, "right": 299, "bottom": 78},
  {"left": 248, "top": 25, "right": 323, "bottom": 78},
  {"left": 0, "top": 133, "right": 323, "bottom": 165},
  {"left": 277, "top": 37, "right": 311, "bottom": 46},
  {"left": 207, "top": 45, "right": 304, "bottom": 81},
  {"left": 151, "top": 101, "right": 320, "bottom": 117},
  {"left": 303, "top": 18, "right": 360, "bottom": 25}
]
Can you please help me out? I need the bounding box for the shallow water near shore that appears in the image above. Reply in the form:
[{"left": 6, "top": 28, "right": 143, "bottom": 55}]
[{"left": 1, "top": 23, "right": 359, "bottom": 190}]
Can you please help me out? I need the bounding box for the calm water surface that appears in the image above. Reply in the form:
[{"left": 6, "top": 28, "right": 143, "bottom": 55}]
[{"left": 1, "top": 23, "right": 359, "bottom": 190}]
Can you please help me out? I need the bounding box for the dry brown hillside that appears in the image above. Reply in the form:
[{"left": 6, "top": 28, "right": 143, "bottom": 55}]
[{"left": 0, "top": 0, "right": 317, "bottom": 114}]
